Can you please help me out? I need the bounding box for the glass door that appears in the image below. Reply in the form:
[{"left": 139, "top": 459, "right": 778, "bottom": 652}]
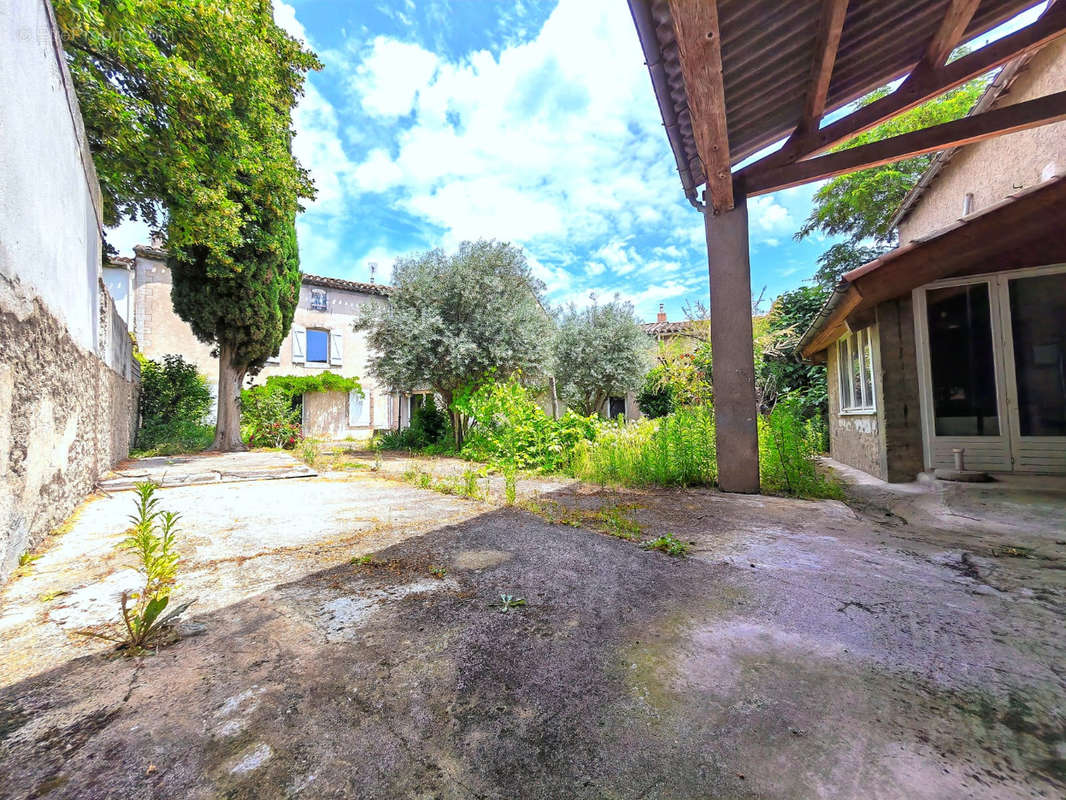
[
  {"left": 1000, "top": 268, "right": 1066, "bottom": 472},
  {"left": 916, "top": 279, "right": 1012, "bottom": 472}
]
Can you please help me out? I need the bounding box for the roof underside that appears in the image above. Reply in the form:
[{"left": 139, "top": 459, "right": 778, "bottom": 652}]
[{"left": 632, "top": 0, "right": 1039, "bottom": 197}]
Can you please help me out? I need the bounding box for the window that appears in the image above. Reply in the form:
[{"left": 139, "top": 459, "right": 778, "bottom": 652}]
[
  {"left": 837, "top": 328, "right": 876, "bottom": 412},
  {"left": 306, "top": 328, "right": 329, "bottom": 364},
  {"left": 608, "top": 396, "right": 626, "bottom": 419},
  {"left": 310, "top": 288, "right": 327, "bottom": 311}
]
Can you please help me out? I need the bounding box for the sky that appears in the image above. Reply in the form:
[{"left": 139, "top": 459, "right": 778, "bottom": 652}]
[{"left": 107, "top": 0, "right": 1045, "bottom": 324}]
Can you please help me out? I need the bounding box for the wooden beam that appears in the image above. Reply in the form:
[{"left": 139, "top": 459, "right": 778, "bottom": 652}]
[
  {"left": 753, "top": 3, "right": 1066, "bottom": 169},
  {"left": 746, "top": 89, "right": 1066, "bottom": 195},
  {"left": 800, "top": 0, "right": 850, "bottom": 131},
  {"left": 667, "top": 0, "right": 733, "bottom": 212},
  {"left": 920, "top": 0, "right": 981, "bottom": 70}
]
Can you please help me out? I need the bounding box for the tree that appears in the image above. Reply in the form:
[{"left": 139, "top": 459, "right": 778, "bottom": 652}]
[
  {"left": 54, "top": 0, "right": 320, "bottom": 259},
  {"left": 796, "top": 79, "right": 986, "bottom": 248},
  {"left": 170, "top": 210, "right": 301, "bottom": 450},
  {"left": 356, "top": 240, "right": 554, "bottom": 445},
  {"left": 55, "top": 0, "right": 321, "bottom": 450},
  {"left": 553, "top": 300, "right": 650, "bottom": 416},
  {"left": 759, "top": 286, "right": 830, "bottom": 418}
]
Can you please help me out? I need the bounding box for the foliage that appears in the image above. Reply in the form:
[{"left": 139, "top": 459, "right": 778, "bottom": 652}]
[
  {"left": 81, "top": 483, "right": 194, "bottom": 654},
  {"left": 355, "top": 240, "right": 554, "bottom": 444},
  {"left": 650, "top": 339, "right": 714, "bottom": 409},
  {"left": 240, "top": 385, "right": 302, "bottom": 449},
  {"left": 429, "top": 565, "right": 447, "bottom": 579},
  {"left": 298, "top": 438, "right": 318, "bottom": 466},
  {"left": 812, "top": 242, "right": 892, "bottom": 291},
  {"left": 572, "top": 406, "right": 717, "bottom": 488},
  {"left": 796, "top": 80, "right": 985, "bottom": 246},
  {"left": 636, "top": 366, "right": 675, "bottom": 419},
  {"left": 641, "top": 534, "right": 690, "bottom": 557},
  {"left": 758, "top": 397, "right": 843, "bottom": 499},
  {"left": 758, "top": 287, "right": 830, "bottom": 419},
  {"left": 54, "top": 0, "right": 320, "bottom": 256},
  {"left": 553, "top": 300, "right": 651, "bottom": 416},
  {"left": 375, "top": 395, "right": 451, "bottom": 450},
  {"left": 135, "top": 354, "right": 212, "bottom": 453},
  {"left": 503, "top": 467, "right": 517, "bottom": 505},
  {"left": 592, "top": 503, "right": 643, "bottom": 541},
  {"left": 498, "top": 594, "right": 526, "bottom": 613},
  {"left": 261, "top": 372, "right": 362, "bottom": 400},
  {"left": 455, "top": 376, "right": 596, "bottom": 472}
]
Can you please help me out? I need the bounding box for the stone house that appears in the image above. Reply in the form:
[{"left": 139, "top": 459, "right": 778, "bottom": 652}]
[
  {"left": 1, "top": 0, "right": 139, "bottom": 580},
  {"left": 115, "top": 245, "right": 401, "bottom": 440},
  {"left": 799, "top": 37, "right": 1066, "bottom": 481}
]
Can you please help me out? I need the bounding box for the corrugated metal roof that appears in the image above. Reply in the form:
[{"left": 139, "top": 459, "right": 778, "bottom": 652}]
[{"left": 630, "top": 0, "right": 1040, "bottom": 199}]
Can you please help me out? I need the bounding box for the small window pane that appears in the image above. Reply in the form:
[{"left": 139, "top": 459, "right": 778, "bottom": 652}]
[
  {"left": 839, "top": 340, "right": 850, "bottom": 409},
  {"left": 850, "top": 336, "right": 863, "bottom": 408},
  {"left": 306, "top": 329, "right": 329, "bottom": 363},
  {"left": 862, "top": 330, "right": 875, "bottom": 407}
]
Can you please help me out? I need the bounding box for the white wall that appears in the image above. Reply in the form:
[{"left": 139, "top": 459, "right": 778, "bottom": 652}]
[
  {"left": 102, "top": 266, "right": 133, "bottom": 327},
  {"left": 0, "top": 0, "right": 104, "bottom": 352}
]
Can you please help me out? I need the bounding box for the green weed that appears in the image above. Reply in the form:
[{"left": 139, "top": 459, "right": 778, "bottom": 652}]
[
  {"left": 498, "top": 594, "right": 526, "bottom": 613},
  {"left": 641, "top": 533, "right": 690, "bottom": 557},
  {"left": 429, "top": 565, "right": 447, "bottom": 579}
]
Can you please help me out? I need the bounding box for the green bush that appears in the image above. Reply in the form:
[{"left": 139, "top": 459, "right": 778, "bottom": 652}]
[
  {"left": 455, "top": 377, "right": 595, "bottom": 472},
  {"left": 241, "top": 384, "right": 302, "bottom": 448},
  {"left": 135, "top": 354, "right": 212, "bottom": 454},
  {"left": 572, "top": 405, "right": 717, "bottom": 487},
  {"left": 636, "top": 366, "right": 675, "bottom": 419},
  {"left": 758, "top": 395, "right": 842, "bottom": 499},
  {"left": 376, "top": 395, "right": 451, "bottom": 450}
]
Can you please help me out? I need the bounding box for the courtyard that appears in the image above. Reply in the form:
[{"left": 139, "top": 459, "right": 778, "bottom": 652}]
[{"left": 1, "top": 453, "right": 1063, "bottom": 799}]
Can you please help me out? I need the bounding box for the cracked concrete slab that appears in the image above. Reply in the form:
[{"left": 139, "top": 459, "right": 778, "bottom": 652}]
[
  {"left": 0, "top": 459, "right": 1064, "bottom": 799},
  {"left": 98, "top": 451, "right": 315, "bottom": 491}
]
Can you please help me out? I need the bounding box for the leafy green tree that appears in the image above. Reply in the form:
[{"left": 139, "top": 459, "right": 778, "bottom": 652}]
[
  {"left": 759, "top": 286, "right": 830, "bottom": 419},
  {"left": 636, "top": 366, "right": 675, "bottom": 419},
  {"left": 55, "top": 0, "right": 321, "bottom": 450},
  {"left": 553, "top": 300, "right": 651, "bottom": 416},
  {"left": 356, "top": 240, "right": 554, "bottom": 445},
  {"left": 796, "top": 80, "right": 985, "bottom": 248}
]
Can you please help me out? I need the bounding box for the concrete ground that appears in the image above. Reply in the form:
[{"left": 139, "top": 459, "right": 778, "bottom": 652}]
[
  {"left": 0, "top": 456, "right": 1064, "bottom": 799},
  {"left": 98, "top": 450, "right": 316, "bottom": 491}
]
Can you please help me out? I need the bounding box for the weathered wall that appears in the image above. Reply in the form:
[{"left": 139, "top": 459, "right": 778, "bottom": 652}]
[
  {"left": 875, "top": 296, "right": 925, "bottom": 482},
  {"left": 826, "top": 343, "right": 885, "bottom": 479},
  {"left": 898, "top": 37, "right": 1066, "bottom": 242},
  {"left": 1, "top": 272, "right": 139, "bottom": 581},
  {"left": 0, "top": 0, "right": 103, "bottom": 353}
]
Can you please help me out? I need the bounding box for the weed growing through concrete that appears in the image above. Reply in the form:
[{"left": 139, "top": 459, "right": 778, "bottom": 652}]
[
  {"left": 498, "top": 594, "right": 526, "bottom": 612},
  {"left": 429, "top": 565, "right": 447, "bottom": 579},
  {"left": 17, "top": 552, "right": 41, "bottom": 568},
  {"left": 519, "top": 498, "right": 584, "bottom": 527},
  {"left": 593, "top": 503, "right": 643, "bottom": 541},
  {"left": 298, "top": 438, "right": 319, "bottom": 467},
  {"left": 351, "top": 554, "right": 378, "bottom": 566},
  {"left": 504, "top": 468, "right": 517, "bottom": 505},
  {"left": 641, "top": 533, "right": 690, "bottom": 557},
  {"left": 80, "top": 482, "right": 195, "bottom": 655}
]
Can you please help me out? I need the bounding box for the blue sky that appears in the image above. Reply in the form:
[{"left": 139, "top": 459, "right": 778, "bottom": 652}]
[{"left": 109, "top": 0, "right": 1044, "bottom": 323}]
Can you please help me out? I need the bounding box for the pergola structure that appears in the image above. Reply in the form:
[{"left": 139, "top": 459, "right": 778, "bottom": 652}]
[{"left": 627, "top": 0, "right": 1066, "bottom": 493}]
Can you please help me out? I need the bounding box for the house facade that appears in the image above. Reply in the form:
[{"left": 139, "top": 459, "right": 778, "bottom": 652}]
[
  {"left": 123, "top": 245, "right": 401, "bottom": 440},
  {"left": 800, "top": 37, "right": 1066, "bottom": 481}
]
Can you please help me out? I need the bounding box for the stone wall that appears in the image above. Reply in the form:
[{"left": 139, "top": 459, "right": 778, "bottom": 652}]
[
  {"left": 826, "top": 340, "right": 885, "bottom": 480},
  {"left": 875, "top": 296, "right": 925, "bottom": 482},
  {"left": 1, "top": 271, "right": 139, "bottom": 581}
]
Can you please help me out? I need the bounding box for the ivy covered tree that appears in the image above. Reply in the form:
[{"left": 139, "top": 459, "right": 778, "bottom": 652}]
[
  {"left": 55, "top": 0, "right": 321, "bottom": 450},
  {"left": 356, "top": 240, "right": 554, "bottom": 445},
  {"left": 553, "top": 300, "right": 651, "bottom": 417}
]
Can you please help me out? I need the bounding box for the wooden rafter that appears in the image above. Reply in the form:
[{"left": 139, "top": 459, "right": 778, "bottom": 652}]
[
  {"left": 749, "top": 2, "right": 1066, "bottom": 172},
  {"left": 920, "top": 0, "right": 982, "bottom": 70},
  {"left": 801, "top": 0, "right": 850, "bottom": 133},
  {"left": 667, "top": 0, "right": 732, "bottom": 212},
  {"left": 745, "top": 89, "right": 1066, "bottom": 195}
]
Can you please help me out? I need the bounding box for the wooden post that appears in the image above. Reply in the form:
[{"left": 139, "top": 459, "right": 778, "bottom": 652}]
[{"left": 706, "top": 185, "right": 760, "bottom": 493}]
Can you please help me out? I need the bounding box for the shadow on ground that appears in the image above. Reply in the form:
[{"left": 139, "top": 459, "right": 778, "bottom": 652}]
[{"left": 1, "top": 467, "right": 1064, "bottom": 799}]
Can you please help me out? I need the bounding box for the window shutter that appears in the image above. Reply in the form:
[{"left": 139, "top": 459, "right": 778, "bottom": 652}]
[
  {"left": 330, "top": 330, "right": 343, "bottom": 366},
  {"left": 348, "top": 390, "right": 369, "bottom": 427},
  {"left": 292, "top": 325, "right": 306, "bottom": 364}
]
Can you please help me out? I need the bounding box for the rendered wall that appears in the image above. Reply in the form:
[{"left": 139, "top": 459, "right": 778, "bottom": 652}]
[
  {"left": 0, "top": 0, "right": 139, "bottom": 582},
  {"left": 826, "top": 341, "right": 885, "bottom": 480}
]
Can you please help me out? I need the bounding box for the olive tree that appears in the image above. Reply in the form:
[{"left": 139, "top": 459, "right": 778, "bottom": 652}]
[
  {"left": 356, "top": 240, "right": 553, "bottom": 444},
  {"left": 553, "top": 300, "right": 651, "bottom": 416}
]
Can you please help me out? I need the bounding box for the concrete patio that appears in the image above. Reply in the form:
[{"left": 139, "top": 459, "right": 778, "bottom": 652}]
[{"left": 0, "top": 456, "right": 1063, "bottom": 799}]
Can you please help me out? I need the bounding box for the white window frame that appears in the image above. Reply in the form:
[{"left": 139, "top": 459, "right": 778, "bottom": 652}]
[{"left": 837, "top": 327, "right": 877, "bottom": 414}]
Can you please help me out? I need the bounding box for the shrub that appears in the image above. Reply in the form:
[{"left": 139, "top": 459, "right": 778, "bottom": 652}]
[
  {"left": 241, "top": 384, "right": 302, "bottom": 448},
  {"left": 572, "top": 405, "right": 717, "bottom": 487},
  {"left": 375, "top": 395, "right": 451, "bottom": 451},
  {"left": 135, "top": 354, "right": 212, "bottom": 453},
  {"left": 455, "top": 376, "right": 595, "bottom": 472},
  {"left": 636, "top": 366, "right": 674, "bottom": 419},
  {"left": 758, "top": 395, "right": 843, "bottom": 499}
]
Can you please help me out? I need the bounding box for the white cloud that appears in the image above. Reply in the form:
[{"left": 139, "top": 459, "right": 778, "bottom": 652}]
[{"left": 349, "top": 37, "right": 440, "bottom": 118}]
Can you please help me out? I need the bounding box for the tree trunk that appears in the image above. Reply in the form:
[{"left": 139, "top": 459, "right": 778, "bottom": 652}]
[
  {"left": 212, "top": 341, "right": 248, "bottom": 451},
  {"left": 549, "top": 376, "right": 560, "bottom": 420}
]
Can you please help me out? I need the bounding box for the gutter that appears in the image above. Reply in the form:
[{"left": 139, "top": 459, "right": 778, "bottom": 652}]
[
  {"left": 795, "top": 279, "right": 854, "bottom": 358},
  {"left": 627, "top": 0, "right": 704, "bottom": 209}
]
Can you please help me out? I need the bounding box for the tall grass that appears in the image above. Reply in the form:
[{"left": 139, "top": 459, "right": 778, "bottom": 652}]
[
  {"left": 572, "top": 400, "right": 840, "bottom": 499},
  {"left": 572, "top": 405, "right": 717, "bottom": 487}
]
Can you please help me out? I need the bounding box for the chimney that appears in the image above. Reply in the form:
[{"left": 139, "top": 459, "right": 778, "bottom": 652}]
[{"left": 656, "top": 303, "right": 667, "bottom": 324}]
